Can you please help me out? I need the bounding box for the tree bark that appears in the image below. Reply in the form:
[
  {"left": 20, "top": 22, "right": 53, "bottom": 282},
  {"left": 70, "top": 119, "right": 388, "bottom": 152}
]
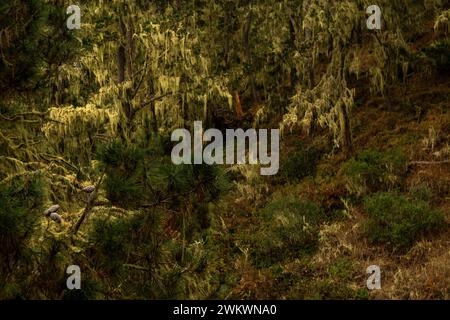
[
  {"left": 117, "top": 17, "right": 126, "bottom": 84},
  {"left": 340, "top": 103, "right": 353, "bottom": 158},
  {"left": 243, "top": 12, "right": 257, "bottom": 104}
]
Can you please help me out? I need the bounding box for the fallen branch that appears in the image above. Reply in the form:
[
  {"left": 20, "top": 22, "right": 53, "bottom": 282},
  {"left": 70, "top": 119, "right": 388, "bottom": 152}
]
[{"left": 409, "top": 160, "right": 450, "bottom": 166}]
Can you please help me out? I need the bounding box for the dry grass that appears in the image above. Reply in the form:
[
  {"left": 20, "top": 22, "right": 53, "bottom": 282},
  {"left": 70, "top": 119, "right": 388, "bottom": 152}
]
[{"left": 308, "top": 204, "right": 449, "bottom": 300}]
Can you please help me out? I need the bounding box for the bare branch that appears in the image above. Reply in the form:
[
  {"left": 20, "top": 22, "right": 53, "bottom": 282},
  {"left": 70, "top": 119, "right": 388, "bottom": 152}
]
[{"left": 409, "top": 160, "right": 450, "bottom": 166}]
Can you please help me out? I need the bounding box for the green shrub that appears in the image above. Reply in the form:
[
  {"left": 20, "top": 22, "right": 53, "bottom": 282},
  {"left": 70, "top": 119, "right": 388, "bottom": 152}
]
[
  {"left": 422, "top": 39, "right": 450, "bottom": 73},
  {"left": 342, "top": 149, "right": 407, "bottom": 196},
  {"left": 278, "top": 143, "right": 321, "bottom": 183},
  {"left": 281, "top": 258, "right": 366, "bottom": 300},
  {"left": 249, "top": 196, "right": 324, "bottom": 267},
  {"left": 409, "top": 184, "right": 434, "bottom": 202},
  {"left": 313, "top": 258, "right": 361, "bottom": 300},
  {"left": 363, "top": 192, "right": 445, "bottom": 251}
]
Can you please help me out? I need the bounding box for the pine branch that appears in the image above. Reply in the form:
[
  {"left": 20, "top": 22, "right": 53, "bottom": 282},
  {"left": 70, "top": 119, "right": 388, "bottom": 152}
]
[{"left": 72, "top": 173, "right": 105, "bottom": 235}]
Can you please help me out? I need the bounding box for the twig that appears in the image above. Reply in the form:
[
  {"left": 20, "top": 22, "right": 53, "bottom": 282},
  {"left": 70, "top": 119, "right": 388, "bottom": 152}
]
[
  {"left": 40, "top": 153, "right": 82, "bottom": 175},
  {"left": 140, "top": 198, "right": 171, "bottom": 208},
  {"left": 409, "top": 160, "right": 450, "bottom": 166},
  {"left": 137, "top": 92, "right": 172, "bottom": 109},
  {"left": 129, "top": 53, "right": 149, "bottom": 100},
  {"left": 123, "top": 264, "right": 149, "bottom": 271}
]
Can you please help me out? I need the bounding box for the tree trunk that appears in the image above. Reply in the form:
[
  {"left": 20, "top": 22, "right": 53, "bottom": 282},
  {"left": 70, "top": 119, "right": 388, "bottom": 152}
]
[
  {"left": 340, "top": 103, "right": 353, "bottom": 158},
  {"left": 117, "top": 17, "right": 126, "bottom": 84},
  {"left": 243, "top": 11, "right": 257, "bottom": 104},
  {"left": 126, "top": 17, "right": 135, "bottom": 81}
]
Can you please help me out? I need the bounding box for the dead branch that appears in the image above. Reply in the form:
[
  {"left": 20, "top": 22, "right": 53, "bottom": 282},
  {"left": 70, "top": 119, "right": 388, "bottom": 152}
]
[
  {"left": 123, "top": 264, "right": 149, "bottom": 271},
  {"left": 408, "top": 160, "right": 450, "bottom": 166}
]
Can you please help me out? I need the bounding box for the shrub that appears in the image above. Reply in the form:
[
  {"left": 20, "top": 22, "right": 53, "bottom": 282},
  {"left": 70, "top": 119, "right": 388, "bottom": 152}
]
[
  {"left": 363, "top": 192, "right": 445, "bottom": 251},
  {"left": 313, "top": 258, "right": 362, "bottom": 300},
  {"left": 409, "top": 184, "right": 434, "bottom": 202},
  {"left": 342, "top": 149, "right": 407, "bottom": 196},
  {"left": 249, "top": 196, "right": 324, "bottom": 267},
  {"left": 277, "top": 143, "right": 321, "bottom": 183},
  {"left": 422, "top": 39, "right": 450, "bottom": 73}
]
